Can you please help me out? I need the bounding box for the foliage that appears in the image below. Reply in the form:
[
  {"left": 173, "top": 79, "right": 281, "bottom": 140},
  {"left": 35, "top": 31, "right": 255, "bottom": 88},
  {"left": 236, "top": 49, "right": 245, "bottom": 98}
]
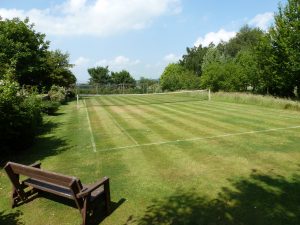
[
  {"left": 223, "top": 25, "right": 264, "bottom": 57},
  {"left": 160, "top": 63, "right": 200, "bottom": 91},
  {"left": 0, "top": 17, "right": 76, "bottom": 90},
  {"left": 111, "top": 70, "right": 135, "bottom": 85},
  {"left": 44, "top": 50, "right": 76, "bottom": 89},
  {"left": 88, "top": 66, "right": 136, "bottom": 87},
  {"left": 201, "top": 59, "right": 242, "bottom": 92},
  {"left": 0, "top": 18, "right": 48, "bottom": 83},
  {"left": 0, "top": 80, "right": 42, "bottom": 154},
  {"left": 180, "top": 45, "right": 208, "bottom": 76},
  {"left": 201, "top": 46, "right": 225, "bottom": 72},
  {"left": 138, "top": 77, "right": 160, "bottom": 93},
  {"left": 257, "top": 0, "right": 300, "bottom": 97},
  {"left": 48, "top": 85, "right": 66, "bottom": 103},
  {"left": 88, "top": 66, "right": 111, "bottom": 85},
  {"left": 40, "top": 100, "right": 60, "bottom": 115}
]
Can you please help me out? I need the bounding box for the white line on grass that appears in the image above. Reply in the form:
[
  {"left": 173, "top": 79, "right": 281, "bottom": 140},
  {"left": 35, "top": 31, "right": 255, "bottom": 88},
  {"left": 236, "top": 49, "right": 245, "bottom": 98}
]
[
  {"left": 102, "top": 106, "right": 139, "bottom": 145},
  {"left": 97, "top": 125, "right": 300, "bottom": 152},
  {"left": 84, "top": 100, "right": 97, "bottom": 152}
]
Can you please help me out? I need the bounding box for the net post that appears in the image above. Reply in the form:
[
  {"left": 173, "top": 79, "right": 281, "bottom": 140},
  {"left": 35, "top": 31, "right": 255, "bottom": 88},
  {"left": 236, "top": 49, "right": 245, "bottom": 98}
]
[
  {"left": 208, "top": 89, "right": 211, "bottom": 101},
  {"left": 77, "top": 94, "right": 79, "bottom": 109}
]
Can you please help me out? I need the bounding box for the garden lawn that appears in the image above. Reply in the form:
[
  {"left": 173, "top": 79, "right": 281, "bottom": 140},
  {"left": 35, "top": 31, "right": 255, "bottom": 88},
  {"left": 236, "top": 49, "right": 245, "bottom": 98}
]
[{"left": 1, "top": 94, "right": 300, "bottom": 225}]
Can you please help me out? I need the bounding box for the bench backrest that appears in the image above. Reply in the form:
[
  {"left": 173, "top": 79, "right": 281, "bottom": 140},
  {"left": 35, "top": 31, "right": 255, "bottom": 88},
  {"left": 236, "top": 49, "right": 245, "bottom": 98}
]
[{"left": 7, "top": 162, "right": 76, "bottom": 187}]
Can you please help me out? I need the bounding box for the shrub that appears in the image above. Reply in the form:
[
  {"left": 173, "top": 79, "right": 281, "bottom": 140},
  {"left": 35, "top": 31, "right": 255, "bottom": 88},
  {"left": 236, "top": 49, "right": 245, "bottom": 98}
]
[
  {"left": 41, "top": 100, "right": 60, "bottom": 115},
  {"left": 48, "top": 85, "right": 66, "bottom": 103},
  {"left": 0, "top": 80, "right": 42, "bottom": 155}
]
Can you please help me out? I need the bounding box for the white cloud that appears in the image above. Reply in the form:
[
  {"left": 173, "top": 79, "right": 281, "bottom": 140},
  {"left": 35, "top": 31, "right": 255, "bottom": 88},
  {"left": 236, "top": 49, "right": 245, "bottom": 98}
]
[
  {"left": 249, "top": 12, "right": 273, "bottom": 30},
  {"left": 194, "top": 29, "right": 236, "bottom": 47},
  {"left": 0, "top": 0, "right": 181, "bottom": 36},
  {"left": 73, "top": 56, "right": 90, "bottom": 66},
  {"left": 95, "top": 55, "right": 140, "bottom": 67},
  {"left": 163, "top": 53, "right": 180, "bottom": 63}
]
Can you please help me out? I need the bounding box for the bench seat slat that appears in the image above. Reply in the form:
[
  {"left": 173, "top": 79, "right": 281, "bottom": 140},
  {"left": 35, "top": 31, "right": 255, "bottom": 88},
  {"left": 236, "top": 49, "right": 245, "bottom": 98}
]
[{"left": 23, "top": 178, "right": 74, "bottom": 199}]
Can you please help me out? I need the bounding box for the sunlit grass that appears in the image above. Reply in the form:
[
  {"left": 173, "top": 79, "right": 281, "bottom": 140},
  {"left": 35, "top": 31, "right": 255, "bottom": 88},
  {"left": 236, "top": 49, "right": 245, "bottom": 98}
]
[{"left": 1, "top": 93, "right": 300, "bottom": 225}]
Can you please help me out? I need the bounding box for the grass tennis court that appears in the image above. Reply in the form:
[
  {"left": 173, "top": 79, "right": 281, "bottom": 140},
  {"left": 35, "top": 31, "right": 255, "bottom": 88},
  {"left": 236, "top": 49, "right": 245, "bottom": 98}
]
[{"left": 1, "top": 93, "right": 300, "bottom": 224}]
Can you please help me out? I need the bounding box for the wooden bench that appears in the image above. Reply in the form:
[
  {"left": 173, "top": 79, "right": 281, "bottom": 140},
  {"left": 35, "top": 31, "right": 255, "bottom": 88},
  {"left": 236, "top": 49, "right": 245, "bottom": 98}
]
[{"left": 4, "top": 161, "right": 110, "bottom": 225}]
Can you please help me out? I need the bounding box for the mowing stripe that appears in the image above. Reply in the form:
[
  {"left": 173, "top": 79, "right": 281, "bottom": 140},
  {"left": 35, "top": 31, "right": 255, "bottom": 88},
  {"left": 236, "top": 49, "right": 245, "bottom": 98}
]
[
  {"left": 84, "top": 99, "right": 97, "bottom": 152},
  {"left": 101, "top": 105, "right": 139, "bottom": 145},
  {"left": 97, "top": 125, "right": 300, "bottom": 152}
]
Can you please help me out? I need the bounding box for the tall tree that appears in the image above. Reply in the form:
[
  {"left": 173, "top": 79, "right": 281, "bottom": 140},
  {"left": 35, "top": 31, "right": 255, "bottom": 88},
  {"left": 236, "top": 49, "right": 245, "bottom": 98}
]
[
  {"left": 0, "top": 17, "right": 76, "bottom": 90},
  {"left": 0, "top": 17, "right": 49, "bottom": 86},
  {"left": 262, "top": 0, "right": 300, "bottom": 97},
  {"left": 88, "top": 66, "right": 110, "bottom": 85}
]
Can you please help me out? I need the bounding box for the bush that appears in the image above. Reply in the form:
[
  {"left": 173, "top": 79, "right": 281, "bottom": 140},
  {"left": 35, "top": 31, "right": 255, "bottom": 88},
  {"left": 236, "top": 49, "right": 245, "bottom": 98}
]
[
  {"left": 160, "top": 63, "right": 200, "bottom": 91},
  {"left": 66, "top": 88, "right": 76, "bottom": 99},
  {"left": 48, "top": 85, "right": 66, "bottom": 103},
  {"left": 0, "top": 80, "right": 42, "bottom": 155},
  {"left": 41, "top": 100, "right": 60, "bottom": 115}
]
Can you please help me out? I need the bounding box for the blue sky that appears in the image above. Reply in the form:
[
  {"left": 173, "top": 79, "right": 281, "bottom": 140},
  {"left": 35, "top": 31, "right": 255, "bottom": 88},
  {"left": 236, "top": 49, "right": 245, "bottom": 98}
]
[{"left": 0, "top": 0, "right": 285, "bottom": 83}]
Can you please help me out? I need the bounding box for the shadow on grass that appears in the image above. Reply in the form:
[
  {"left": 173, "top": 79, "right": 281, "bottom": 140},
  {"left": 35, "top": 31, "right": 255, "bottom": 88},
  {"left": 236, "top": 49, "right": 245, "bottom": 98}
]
[
  {"left": 0, "top": 210, "right": 24, "bottom": 225},
  {"left": 30, "top": 192, "right": 125, "bottom": 225},
  {"left": 1, "top": 120, "right": 68, "bottom": 167},
  {"left": 129, "top": 173, "right": 300, "bottom": 225}
]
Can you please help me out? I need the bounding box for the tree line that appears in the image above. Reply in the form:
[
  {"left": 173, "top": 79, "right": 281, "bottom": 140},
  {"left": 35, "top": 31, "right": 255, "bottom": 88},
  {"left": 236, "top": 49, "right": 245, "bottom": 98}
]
[
  {"left": 88, "top": 66, "right": 135, "bottom": 86},
  {"left": 86, "top": 66, "right": 160, "bottom": 94},
  {"left": 160, "top": 0, "right": 300, "bottom": 98}
]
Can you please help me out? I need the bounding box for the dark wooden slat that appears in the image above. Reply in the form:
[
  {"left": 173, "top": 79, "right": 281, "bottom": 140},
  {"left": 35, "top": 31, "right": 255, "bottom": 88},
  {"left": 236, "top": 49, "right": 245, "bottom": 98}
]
[
  {"left": 9, "top": 162, "right": 74, "bottom": 187},
  {"left": 23, "top": 178, "right": 73, "bottom": 199}
]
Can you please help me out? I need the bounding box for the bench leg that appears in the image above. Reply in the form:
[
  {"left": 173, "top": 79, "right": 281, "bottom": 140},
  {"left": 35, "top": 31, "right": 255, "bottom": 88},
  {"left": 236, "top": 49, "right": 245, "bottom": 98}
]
[
  {"left": 81, "top": 198, "right": 88, "bottom": 225},
  {"left": 104, "top": 181, "right": 111, "bottom": 215},
  {"left": 11, "top": 187, "right": 19, "bottom": 208}
]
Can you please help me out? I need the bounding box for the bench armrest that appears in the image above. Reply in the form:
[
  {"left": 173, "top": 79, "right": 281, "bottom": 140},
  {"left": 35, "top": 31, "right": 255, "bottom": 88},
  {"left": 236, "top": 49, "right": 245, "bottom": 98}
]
[
  {"left": 29, "top": 161, "right": 41, "bottom": 168},
  {"left": 76, "top": 177, "right": 109, "bottom": 198}
]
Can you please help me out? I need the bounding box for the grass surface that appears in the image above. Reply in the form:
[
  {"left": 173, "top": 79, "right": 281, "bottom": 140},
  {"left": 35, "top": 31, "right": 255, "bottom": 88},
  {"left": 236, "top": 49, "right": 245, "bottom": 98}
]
[{"left": 1, "top": 93, "right": 300, "bottom": 225}]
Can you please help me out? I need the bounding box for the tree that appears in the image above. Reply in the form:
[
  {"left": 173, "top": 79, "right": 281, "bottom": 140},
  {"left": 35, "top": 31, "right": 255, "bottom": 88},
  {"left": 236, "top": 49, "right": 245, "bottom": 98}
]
[
  {"left": 88, "top": 66, "right": 110, "bottom": 85},
  {"left": 0, "top": 17, "right": 76, "bottom": 90},
  {"left": 201, "top": 57, "right": 243, "bottom": 92},
  {"left": 260, "top": 0, "right": 300, "bottom": 97},
  {"left": 44, "top": 50, "right": 76, "bottom": 89},
  {"left": 160, "top": 63, "right": 200, "bottom": 91},
  {"left": 179, "top": 45, "right": 208, "bottom": 76},
  {"left": 0, "top": 17, "right": 49, "bottom": 86},
  {"left": 235, "top": 48, "right": 260, "bottom": 92},
  {"left": 201, "top": 46, "right": 225, "bottom": 72},
  {"left": 224, "top": 25, "right": 264, "bottom": 57},
  {"left": 111, "top": 70, "right": 135, "bottom": 85}
]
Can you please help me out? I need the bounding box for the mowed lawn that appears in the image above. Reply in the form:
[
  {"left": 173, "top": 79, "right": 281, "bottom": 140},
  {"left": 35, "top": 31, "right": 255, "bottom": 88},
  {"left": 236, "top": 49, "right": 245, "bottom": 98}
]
[{"left": 1, "top": 94, "right": 300, "bottom": 225}]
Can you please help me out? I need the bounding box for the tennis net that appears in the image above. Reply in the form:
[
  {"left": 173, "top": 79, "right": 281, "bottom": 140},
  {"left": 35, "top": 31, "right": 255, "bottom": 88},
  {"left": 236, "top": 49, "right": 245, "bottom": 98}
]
[{"left": 80, "top": 90, "right": 210, "bottom": 106}]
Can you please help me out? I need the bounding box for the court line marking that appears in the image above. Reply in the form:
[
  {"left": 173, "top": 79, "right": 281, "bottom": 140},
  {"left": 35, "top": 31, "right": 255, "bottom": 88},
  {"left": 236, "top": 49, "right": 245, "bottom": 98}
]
[
  {"left": 101, "top": 105, "right": 139, "bottom": 145},
  {"left": 96, "top": 125, "right": 300, "bottom": 152},
  {"left": 84, "top": 99, "right": 97, "bottom": 152}
]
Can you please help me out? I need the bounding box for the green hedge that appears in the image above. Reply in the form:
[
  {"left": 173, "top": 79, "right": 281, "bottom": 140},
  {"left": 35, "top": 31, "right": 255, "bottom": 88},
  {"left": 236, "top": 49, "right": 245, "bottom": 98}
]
[{"left": 0, "top": 81, "right": 43, "bottom": 155}]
